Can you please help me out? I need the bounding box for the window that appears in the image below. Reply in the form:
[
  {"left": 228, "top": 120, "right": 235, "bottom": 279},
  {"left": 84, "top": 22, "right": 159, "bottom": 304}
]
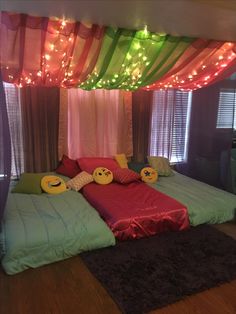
[
  {"left": 149, "top": 89, "right": 192, "bottom": 163},
  {"left": 3, "top": 83, "right": 24, "bottom": 177},
  {"left": 217, "top": 88, "right": 236, "bottom": 129}
]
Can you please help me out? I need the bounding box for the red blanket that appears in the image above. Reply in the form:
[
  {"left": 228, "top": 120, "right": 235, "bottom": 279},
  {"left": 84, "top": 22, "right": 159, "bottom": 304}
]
[{"left": 83, "top": 182, "right": 189, "bottom": 240}]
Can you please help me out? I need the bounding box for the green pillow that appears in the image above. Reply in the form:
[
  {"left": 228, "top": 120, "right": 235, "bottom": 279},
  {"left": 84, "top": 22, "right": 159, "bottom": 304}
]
[
  {"left": 128, "top": 162, "right": 148, "bottom": 174},
  {"left": 147, "top": 156, "right": 174, "bottom": 177},
  {"left": 12, "top": 173, "right": 48, "bottom": 194}
]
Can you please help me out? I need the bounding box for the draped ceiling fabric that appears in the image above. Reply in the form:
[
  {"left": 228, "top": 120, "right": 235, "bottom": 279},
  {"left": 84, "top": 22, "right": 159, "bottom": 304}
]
[
  {"left": 1, "top": 11, "right": 236, "bottom": 91},
  {"left": 144, "top": 39, "right": 236, "bottom": 91},
  {"left": 79, "top": 28, "right": 194, "bottom": 90},
  {"left": 0, "top": 11, "right": 105, "bottom": 88}
]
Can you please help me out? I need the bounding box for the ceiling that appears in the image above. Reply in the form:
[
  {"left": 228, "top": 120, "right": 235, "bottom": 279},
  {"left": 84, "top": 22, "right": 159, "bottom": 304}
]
[{"left": 1, "top": 0, "right": 236, "bottom": 42}]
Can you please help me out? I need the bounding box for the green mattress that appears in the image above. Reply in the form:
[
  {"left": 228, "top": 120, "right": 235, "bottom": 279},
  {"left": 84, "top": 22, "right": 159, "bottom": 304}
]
[
  {"left": 1, "top": 190, "right": 115, "bottom": 275},
  {"left": 151, "top": 171, "right": 236, "bottom": 226}
]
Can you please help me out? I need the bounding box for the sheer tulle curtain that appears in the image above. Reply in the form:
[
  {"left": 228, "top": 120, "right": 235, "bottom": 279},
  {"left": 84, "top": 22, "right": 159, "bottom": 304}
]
[
  {"left": 0, "top": 72, "right": 11, "bottom": 224},
  {"left": 67, "top": 89, "right": 132, "bottom": 158}
]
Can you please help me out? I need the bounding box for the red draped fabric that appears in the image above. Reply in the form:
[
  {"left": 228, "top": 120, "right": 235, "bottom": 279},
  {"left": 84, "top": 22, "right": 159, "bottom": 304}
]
[
  {"left": 143, "top": 39, "right": 236, "bottom": 91},
  {"left": 0, "top": 11, "right": 105, "bottom": 87}
]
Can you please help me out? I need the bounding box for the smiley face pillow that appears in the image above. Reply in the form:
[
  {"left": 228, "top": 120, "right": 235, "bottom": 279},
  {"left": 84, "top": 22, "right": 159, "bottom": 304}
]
[
  {"left": 140, "top": 167, "right": 158, "bottom": 183},
  {"left": 41, "top": 175, "right": 68, "bottom": 194},
  {"left": 93, "top": 167, "right": 113, "bottom": 185}
]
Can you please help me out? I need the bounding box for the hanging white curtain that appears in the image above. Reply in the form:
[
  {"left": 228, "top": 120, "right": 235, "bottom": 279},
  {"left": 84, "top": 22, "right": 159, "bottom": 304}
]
[{"left": 66, "top": 89, "right": 133, "bottom": 159}]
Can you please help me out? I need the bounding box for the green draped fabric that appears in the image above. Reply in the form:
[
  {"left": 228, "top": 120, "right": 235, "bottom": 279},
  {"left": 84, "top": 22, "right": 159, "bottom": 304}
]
[{"left": 78, "top": 27, "right": 195, "bottom": 91}]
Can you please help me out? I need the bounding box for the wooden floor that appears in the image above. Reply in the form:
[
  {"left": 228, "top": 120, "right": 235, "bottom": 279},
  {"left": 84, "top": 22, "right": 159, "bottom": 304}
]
[{"left": 1, "top": 223, "right": 236, "bottom": 314}]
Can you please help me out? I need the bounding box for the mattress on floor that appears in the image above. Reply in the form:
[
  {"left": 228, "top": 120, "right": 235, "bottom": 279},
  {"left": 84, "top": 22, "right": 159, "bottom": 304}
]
[
  {"left": 0, "top": 190, "right": 115, "bottom": 275},
  {"left": 83, "top": 181, "right": 190, "bottom": 240},
  {"left": 151, "top": 171, "right": 236, "bottom": 226}
]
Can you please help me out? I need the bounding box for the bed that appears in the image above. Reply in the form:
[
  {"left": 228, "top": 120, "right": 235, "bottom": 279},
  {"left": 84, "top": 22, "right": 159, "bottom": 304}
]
[
  {"left": 1, "top": 166, "right": 235, "bottom": 275},
  {"left": 0, "top": 188, "right": 115, "bottom": 275},
  {"left": 83, "top": 181, "right": 190, "bottom": 240},
  {"left": 150, "top": 171, "right": 236, "bottom": 226}
]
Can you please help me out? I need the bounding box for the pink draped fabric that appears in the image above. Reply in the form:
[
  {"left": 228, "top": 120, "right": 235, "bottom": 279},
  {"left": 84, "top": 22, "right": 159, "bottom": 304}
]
[
  {"left": 144, "top": 39, "right": 236, "bottom": 91},
  {"left": 67, "top": 89, "right": 133, "bottom": 158},
  {"left": 0, "top": 11, "right": 105, "bottom": 87}
]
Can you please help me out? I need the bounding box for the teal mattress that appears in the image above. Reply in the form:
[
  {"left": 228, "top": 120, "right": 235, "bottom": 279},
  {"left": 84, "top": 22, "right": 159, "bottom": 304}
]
[
  {"left": 0, "top": 190, "right": 115, "bottom": 275},
  {"left": 151, "top": 171, "right": 236, "bottom": 226}
]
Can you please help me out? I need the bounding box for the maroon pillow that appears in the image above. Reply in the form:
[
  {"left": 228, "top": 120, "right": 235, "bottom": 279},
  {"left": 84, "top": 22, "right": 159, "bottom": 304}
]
[
  {"left": 77, "top": 157, "right": 120, "bottom": 174},
  {"left": 113, "top": 168, "right": 140, "bottom": 184},
  {"left": 55, "top": 155, "right": 81, "bottom": 178}
]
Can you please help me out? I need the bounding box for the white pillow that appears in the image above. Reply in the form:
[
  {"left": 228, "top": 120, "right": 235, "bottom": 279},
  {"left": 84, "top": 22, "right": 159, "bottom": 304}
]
[{"left": 66, "top": 171, "right": 93, "bottom": 191}]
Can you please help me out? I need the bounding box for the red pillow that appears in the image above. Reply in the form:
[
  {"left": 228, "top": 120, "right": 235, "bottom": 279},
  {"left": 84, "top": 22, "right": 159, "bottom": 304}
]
[
  {"left": 55, "top": 155, "right": 81, "bottom": 178},
  {"left": 113, "top": 168, "right": 140, "bottom": 184},
  {"left": 77, "top": 157, "right": 120, "bottom": 174}
]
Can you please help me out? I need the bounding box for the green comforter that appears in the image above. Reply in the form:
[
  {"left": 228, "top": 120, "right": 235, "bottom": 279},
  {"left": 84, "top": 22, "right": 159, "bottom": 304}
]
[
  {"left": 151, "top": 171, "right": 236, "bottom": 226},
  {"left": 1, "top": 190, "right": 115, "bottom": 275}
]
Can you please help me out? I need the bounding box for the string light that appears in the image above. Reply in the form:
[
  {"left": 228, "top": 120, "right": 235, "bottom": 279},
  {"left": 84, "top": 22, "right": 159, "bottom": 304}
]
[{"left": 4, "top": 13, "right": 236, "bottom": 90}]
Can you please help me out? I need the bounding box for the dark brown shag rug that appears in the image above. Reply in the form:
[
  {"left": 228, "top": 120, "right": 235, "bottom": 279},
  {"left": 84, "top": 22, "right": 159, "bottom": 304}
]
[{"left": 81, "top": 225, "right": 236, "bottom": 314}]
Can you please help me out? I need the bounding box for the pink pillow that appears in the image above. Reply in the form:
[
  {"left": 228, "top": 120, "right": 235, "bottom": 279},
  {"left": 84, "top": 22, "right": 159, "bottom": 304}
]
[
  {"left": 55, "top": 155, "right": 81, "bottom": 178},
  {"left": 113, "top": 168, "right": 140, "bottom": 184},
  {"left": 77, "top": 157, "right": 120, "bottom": 174}
]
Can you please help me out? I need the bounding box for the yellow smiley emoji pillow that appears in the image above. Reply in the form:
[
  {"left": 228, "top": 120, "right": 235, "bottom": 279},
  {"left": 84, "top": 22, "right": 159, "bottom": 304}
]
[
  {"left": 41, "top": 175, "right": 68, "bottom": 194},
  {"left": 93, "top": 167, "right": 113, "bottom": 185},
  {"left": 140, "top": 167, "right": 158, "bottom": 183}
]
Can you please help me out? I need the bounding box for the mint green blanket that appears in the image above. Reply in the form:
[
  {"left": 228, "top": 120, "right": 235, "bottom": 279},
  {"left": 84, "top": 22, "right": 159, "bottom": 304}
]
[
  {"left": 1, "top": 190, "right": 115, "bottom": 274},
  {"left": 151, "top": 171, "right": 236, "bottom": 226}
]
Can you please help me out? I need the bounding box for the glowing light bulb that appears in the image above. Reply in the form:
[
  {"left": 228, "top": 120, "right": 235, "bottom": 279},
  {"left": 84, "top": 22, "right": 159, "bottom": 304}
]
[
  {"left": 45, "top": 54, "right": 50, "bottom": 60},
  {"left": 61, "top": 20, "right": 66, "bottom": 27},
  {"left": 134, "top": 43, "right": 141, "bottom": 50},
  {"left": 126, "top": 53, "right": 132, "bottom": 60}
]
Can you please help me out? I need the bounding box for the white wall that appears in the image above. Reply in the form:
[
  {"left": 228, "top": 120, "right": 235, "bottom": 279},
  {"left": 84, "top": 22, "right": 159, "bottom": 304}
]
[{"left": 1, "top": 0, "right": 236, "bottom": 41}]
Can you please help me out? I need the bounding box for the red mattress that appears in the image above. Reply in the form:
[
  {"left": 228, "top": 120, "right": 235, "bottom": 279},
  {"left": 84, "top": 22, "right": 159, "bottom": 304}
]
[{"left": 83, "top": 181, "right": 189, "bottom": 240}]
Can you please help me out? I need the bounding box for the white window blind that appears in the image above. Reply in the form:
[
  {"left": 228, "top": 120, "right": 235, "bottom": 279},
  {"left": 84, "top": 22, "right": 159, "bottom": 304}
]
[
  {"left": 3, "top": 83, "right": 24, "bottom": 177},
  {"left": 217, "top": 88, "right": 236, "bottom": 129},
  {"left": 149, "top": 90, "right": 192, "bottom": 163}
]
